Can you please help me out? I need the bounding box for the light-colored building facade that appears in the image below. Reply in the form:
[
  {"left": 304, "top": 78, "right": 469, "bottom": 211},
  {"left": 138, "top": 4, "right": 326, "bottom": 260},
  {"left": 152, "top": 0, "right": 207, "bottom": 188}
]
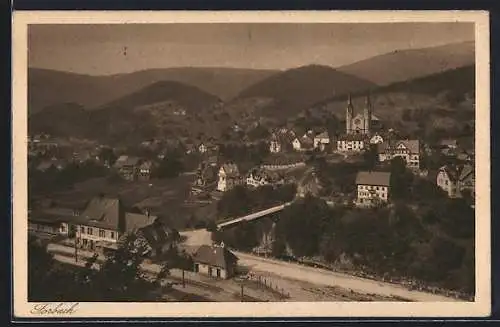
[
  {"left": 192, "top": 244, "right": 238, "bottom": 279},
  {"left": 436, "top": 164, "right": 475, "bottom": 199},
  {"left": 377, "top": 140, "right": 421, "bottom": 170},
  {"left": 217, "top": 163, "right": 242, "bottom": 192},
  {"left": 74, "top": 197, "right": 156, "bottom": 250},
  {"left": 355, "top": 171, "right": 391, "bottom": 206}
]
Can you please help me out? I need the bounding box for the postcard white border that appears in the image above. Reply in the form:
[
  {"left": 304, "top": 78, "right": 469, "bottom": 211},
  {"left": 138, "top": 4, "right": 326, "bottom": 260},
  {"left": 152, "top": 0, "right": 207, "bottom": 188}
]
[{"left": 12, "top": 10, "right": 491, "bottom": 318}]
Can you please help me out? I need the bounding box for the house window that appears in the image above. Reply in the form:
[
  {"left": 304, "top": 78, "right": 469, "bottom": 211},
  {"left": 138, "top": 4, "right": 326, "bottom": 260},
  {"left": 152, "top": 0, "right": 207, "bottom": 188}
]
[
  {"left": 87, "top": 227, "right": 93, "bottom": 235},
  {"left": 80, "top": 226, "right": 85, "bottom": 234},
  {"left": 208, "top": 267, "right": 213, "bottom": 277},
  {"left": 110, "top": 232, "right": 115, "bottom": 239},
  {"left": 99, "top": 229, "right": 105, "bottom": 237},
  {"left": 194, "top": 264, "right": 199, "bottom": 273},
  {"left": 216, "top": 268, "right": 221, "bottom": 278}
]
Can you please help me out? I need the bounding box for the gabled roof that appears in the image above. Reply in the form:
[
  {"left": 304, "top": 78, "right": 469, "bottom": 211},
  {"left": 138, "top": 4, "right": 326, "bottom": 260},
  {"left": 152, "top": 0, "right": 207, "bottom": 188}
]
[
  {"left": 440, "top": 164, "right": 474, "bottom": 183},
  {"left": 355, "top": 171, "right": 391, "bottom": 187},
  {"left": 139, "top": 160, "right": 156, "bottom": 170},
  {"left": 192, "top": 245, "right": 238, "bottom": 269},
  {"left": 314, "top": 131, "right": 330, "bottom": 139},
  {"left": 125, "top": 212, "right": 157, "bottom": 233},
  {"left": 79, "top": 197, "right": 122, "bottom": 230},
  {"left": 113, "top": 155, "right": 141, "bottom": 168},
  {"left": 137, "top": 221, "right": 177, "bottom": 249},
  {"left": 77, "top": 196, "right": 155, "bottom": 232},
  {"left": 220, "top": 163, "right": 240, "bottom": 177},
  {"left": 299, "top": 135, "right": 314, "bottom": 146},
  {"left": 377, "top": 139, "right": 419, "bottom": 154}
]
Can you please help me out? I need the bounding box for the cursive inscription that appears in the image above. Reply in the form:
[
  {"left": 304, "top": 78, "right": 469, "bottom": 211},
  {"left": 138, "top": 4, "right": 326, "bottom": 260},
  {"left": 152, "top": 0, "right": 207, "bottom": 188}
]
[{"left": 31, "top": 303, "right": 79, "bottom": 315}]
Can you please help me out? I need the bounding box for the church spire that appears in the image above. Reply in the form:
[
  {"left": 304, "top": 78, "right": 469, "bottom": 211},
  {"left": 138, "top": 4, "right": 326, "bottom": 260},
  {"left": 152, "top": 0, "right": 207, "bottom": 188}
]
[{"left": 347, "top": 93, "right": 354, "bottom": 113}]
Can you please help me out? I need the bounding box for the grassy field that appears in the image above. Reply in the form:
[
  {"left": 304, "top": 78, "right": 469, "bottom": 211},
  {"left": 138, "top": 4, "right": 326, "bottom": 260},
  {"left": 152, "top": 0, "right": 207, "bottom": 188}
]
[{"left": 42, "top": 174, "right": 218, "bottom": 230}]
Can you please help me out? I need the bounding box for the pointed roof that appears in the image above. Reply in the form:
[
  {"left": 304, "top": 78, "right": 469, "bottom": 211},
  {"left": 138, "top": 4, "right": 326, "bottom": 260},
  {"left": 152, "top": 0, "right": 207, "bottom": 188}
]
[
  {"left": 78, "top": 196, "right": 156, "bottom": 232},
  {"left": 314, "top": 131, "right": 330, "bottom": 139},
  {"left": 192, "top": 245, "right": 238, "bottom": 269}
]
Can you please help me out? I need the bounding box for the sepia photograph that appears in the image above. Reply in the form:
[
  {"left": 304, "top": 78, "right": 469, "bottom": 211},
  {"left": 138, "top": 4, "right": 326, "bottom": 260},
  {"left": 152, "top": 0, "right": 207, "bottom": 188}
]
[{"left": 12, "top": 11, "right": 490, "bottom": 318}]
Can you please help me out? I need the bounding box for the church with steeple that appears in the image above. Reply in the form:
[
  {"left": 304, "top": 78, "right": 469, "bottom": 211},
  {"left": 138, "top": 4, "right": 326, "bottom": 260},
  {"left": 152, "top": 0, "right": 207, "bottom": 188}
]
[
  {"left": 345, "top": 94, "right": 374, "bottom": 136},
  {"left": 337, "top": 94, "right": 380, "bottom": 152}
]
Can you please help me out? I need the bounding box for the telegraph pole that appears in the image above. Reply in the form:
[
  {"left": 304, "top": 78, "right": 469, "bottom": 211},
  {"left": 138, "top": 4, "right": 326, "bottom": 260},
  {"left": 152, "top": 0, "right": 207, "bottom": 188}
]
[
  {"left": 74, "top": 229, "right": 79, "bottom": 262},
  {"left": 240, "top": 284, "right": 244, "bottom": 301}
]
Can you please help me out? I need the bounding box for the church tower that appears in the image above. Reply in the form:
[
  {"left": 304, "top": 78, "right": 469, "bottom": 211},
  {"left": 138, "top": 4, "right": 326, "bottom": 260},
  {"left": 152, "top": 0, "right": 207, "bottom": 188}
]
[
  {"left": 346, "top": 93, "right": 354, "bottom": 134},
  {"left": 363, "top": 94, "right": 372, "bottom": 135}
]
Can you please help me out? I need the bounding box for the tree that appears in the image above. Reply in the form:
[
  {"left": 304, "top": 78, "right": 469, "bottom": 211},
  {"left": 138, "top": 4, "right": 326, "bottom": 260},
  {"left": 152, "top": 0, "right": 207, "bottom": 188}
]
[
  {"left": 98, "top": 147, "right": 117, "bottom": 166},
  {"left": 206, "top": 220, "right": 218, "bottom": 232},
  {"left": 362, "top": 146, "right": 378, "bottom": 170},
  {"left": 390, "top": 157, "right": 412, "bottom": 200},
  {"left": 155, "top": 154, "right": 184, "bottom": 179}
]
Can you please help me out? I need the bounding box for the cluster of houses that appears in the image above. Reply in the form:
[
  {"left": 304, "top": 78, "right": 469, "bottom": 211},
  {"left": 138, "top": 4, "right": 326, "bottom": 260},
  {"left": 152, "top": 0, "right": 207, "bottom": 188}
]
[
  {"left": 112, "top": 155, "right": 158, "bottom": 181},
  {"left": 28, "top": 195, "right": 239, "bottom": 280}
]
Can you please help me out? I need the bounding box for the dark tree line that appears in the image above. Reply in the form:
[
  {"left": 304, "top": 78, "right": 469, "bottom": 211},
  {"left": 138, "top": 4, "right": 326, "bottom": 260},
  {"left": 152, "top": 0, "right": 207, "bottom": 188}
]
[
  {"left": 224, "top": 193, "right": 475, "bottom": 295},
  {"left": 28, "top": 234, "right": 189, "bottom": 302}
]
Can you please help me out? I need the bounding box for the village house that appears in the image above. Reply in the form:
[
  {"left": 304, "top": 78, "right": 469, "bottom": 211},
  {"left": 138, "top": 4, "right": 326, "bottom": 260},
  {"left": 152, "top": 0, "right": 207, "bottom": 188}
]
[
  {"left": 313, "top": 131, "right": 330, "bottom": 151},
  {"left": 28, "top": 206, "right": 80, "bottom": 239},
  {"left": 72, "top": 196, "right": 157, "bottom": 251},
  {"left": 138, "top": 160, "right": 157, "bottom": 181},
  {"left": 198, "top": 142, "right": 208, "bottom": 154},
  {"left": 377, "top": 139, "right": 421, "bottom": 170},
  {"left": 369, "top": 133, "right": 384, "bottom": 145},
  {"left": 355, "top": 171, "right": 391, "bottom": 207},
  {"left": 439, "top": 139, "right": 458, "bottom": 150},
  {"left": 194, "top": 162, "right": 219, "bottom": 188},
  {"left": 36, "top": 158, "right": 68, "bottom": 172},
  {"left": 436, "top": 163, "right": 475, "bottom": 199},
  {"left": 113, "top": 155, "right": 142, "bottom": 181},
  {"left": 269, "top": 131, "right": 295, "bottom": 153},
  {"left": 192, "top": 243, "right": 238, "bottom": 279},
  {"left": 336, "top": 134, "right": 367, "bottom": 153},
  {"left": 133, "top": 220, "right": 180, "bottom": 259},
  {"left": 269, "top": 135, "right": 282, "bottom": 153},
  {"left": 292, "top": 135, "right": 314, "bottom": 152},
  {"left": 246, "top": 168, "right": 284, "bottom": 188},
  {"left": 216, "top": 163, "right": 242, "bottom": 192}
]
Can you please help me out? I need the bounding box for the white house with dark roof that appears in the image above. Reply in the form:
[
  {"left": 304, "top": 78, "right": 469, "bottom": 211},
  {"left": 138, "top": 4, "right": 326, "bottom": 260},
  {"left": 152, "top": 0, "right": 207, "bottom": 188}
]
[
  {"left": 313, "top": 131, "right": 330, "bottom": 151},
  {"left": 355, "top": 171, "right": 391, "bottom": 206},
  {"left": 369, "top": 133, "right": 384, "bottom": 145},
  {"left": 336, "top": 134, "right": 367, "bottom": 152},
  {"left": 377, "top": 140, "right": 421, "bottom": 170},
  {"left": 246, "top": 168, "right": 283, "bottom": 188},
  {"left": 134, "top": 220, "right": 180, "bottom": 258},
  {"left": 217, "top": 163, "right": 242, "bottom": 192},
  {"left": 292, "top": 135, "right": 314, "bottom": 152},
  {"left": 73, "top": 196, "right": 156, "bottom": 251},
  {"left": 113, "top": 155, "right": 142, "bottom": 181},
  {"left": 192, "top": 243, "right": 238, "bottom": 279},
  {"left": 436, "top": 164, "right": 475, "bottom": 199}
]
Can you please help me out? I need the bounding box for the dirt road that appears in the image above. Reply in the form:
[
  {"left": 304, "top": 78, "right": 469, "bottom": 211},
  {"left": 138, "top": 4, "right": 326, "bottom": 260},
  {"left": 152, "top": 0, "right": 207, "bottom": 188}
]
[
  {"left": 179, "top": 229, "right": 462, "bottom": 302},
  {"left": 234, "top": 251, "right": 461, "bottom": 302}
]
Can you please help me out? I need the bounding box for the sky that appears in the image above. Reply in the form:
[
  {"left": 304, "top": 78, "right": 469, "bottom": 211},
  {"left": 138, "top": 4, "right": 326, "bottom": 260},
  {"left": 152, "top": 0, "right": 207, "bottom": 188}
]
[{"left": 28, "top": 23, "right": 474, "bottom": 75}]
